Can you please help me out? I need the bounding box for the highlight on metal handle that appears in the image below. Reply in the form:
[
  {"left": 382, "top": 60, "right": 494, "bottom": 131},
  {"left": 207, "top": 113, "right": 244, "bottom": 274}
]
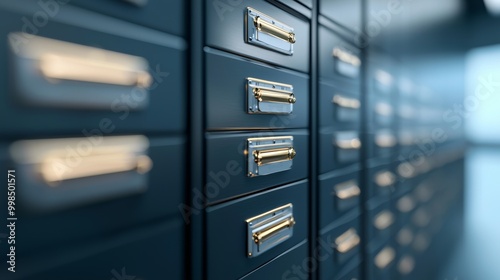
[
  {"left": 334, "top": 228, "right": 361, "bottom": 253},
  {"left": 253, "top": 147, "right": 296, "bottom": 166},
  {"left": 334, "top": 180, "right": 361, "bottom": 200},
  {"left": 332, "top": 95, "right": 360, "bottom": 109},
  {"left": 375, "top": 247, "right": 395, "bottom": 269},
  {"left": 254, "top": 88, "right": 296, "bottom": 104},
  {"left": 375, "top": 171, "right": 396, "bottom": 187},
  {"left": 40, "top": 154, "right": 152, "bottom": 183},
  {"left": 254, "top": 16, "right": 296, "bottom": 43},
  {"left": 39, "top": 54, "right": 152, "bottom": 88},
  {"left": 253, "top": 218, "right": 296, "bottom": 244},
  {"left": 374, "top": 211, "right": 395, "bottom": 230},
  {"left": 333, "top": 48, "right": 361, "bottom": 66},
  {"left": 375, "top": 133, "right": 397, "bottom": 148},
  {"left": 10, "top": 33, "right": 152, "bottom": 88},
  {"left": 336, "top": 138, "right": 362, "bottom": 150}
]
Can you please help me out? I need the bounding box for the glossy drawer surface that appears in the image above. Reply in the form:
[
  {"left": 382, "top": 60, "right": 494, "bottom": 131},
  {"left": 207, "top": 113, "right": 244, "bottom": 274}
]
[
  {"left": 319, "top": 129, "right": 361, "bottom": 174},
  {"left": 206, "top": 181, "right": 308, "bottom": 280},
  {"left": 319, "top": 170, "right": 361, "bottom": 228},
  {"left": 205, "top": 130, "right": 308, "bottom": 203},
  {"left": 15, "top": 221, "right": 185, "bottom": 280},
  {"left": 70, "top": 0, "right": 185, "bottom": 36},
  {"left": 0, "top": 6, "right": 186, "bottom": 137},
  {"left": 240, "top": 242, "right": 308, "bottom": 280},
  {"left": 206, "top": 0, "right": 310, "bottom": 72},
  {"left": 10, "top": 137, "right": 185, "bottom": 253},
  {"left": 319, "top": 26, "right": 361, "bottom": 85},
  {"left": 320, "top": 0, "right": 362, "bottom": 31},
  {"left": 205, "top": 49, "right": 309, "bottom": 130}
]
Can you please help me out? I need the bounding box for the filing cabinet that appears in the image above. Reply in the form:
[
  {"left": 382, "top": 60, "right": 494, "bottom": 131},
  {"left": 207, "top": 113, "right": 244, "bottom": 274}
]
[
  {"left": 205, "top": 181, "right": 308, "bottom": 280},
  {"left": 0, "top": 1, "right": 467, "bottom": 280},
  {"left": 0, "top": 5, "right": 186, "bottom": 137},
  {"left": 206, "top": 0, "right": 310, "bottom": 73}
]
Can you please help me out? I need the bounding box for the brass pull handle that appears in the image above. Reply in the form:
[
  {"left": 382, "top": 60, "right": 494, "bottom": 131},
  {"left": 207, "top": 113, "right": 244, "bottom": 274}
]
[
  {"left": 253, "top": 218, "right": 295, "bottom": 244},
  {"left": 374, "top": 211, "right": 394, "bottom": 230},
  {"left": 254, "top": 88, "right": 296, "bottom": 104},
  {"left": 375, "top": 134, "right": 397, "bottom": 148},
  {"left": 39, "top": 54, "right": 152, "bottom": 88},
  {"left": 336, "top": 138, "right": 361, "bottom": 150},
  {"left": 375, "top": 247, "right": 395, "bottom": 269},
  {"left": 334, "top": 182, "right": 360, "bottom": 200},
  {"left": 335, "top": 228, "right": 360, "bottom": 253},
  {"left": 333, "top": 48, "right": 361, "bottom": 66},
  {"left": 254, "top": 16, "right": 296, "bottom": 43},
  {"left": 253, "top": 148, "right": 296, "bottom": 166},
  {"left": 332, "top": 95, "right": 360, "bottom": 109},
  {"left": 375, "top": 171, "right": 396, "bottom": 187},
  {"left": 40, "top": 154, "right": 152, "bottom": 184}
]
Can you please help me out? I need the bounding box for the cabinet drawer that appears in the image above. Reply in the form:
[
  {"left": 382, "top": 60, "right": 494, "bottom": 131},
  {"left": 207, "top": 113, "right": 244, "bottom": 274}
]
[
  {"left": 366, "top": 198, "right": 395, "bottom": 244},
  {"left": 206, "top": 0, "right": 310, "bottom": 72},
  {"left": 206, "top": 181, "right": 308, "bottom": 280},
  {"left": 319, "top": 26, "right": 361, "bottom": 85},
  {"left": 7, "top": 136, "right": 185, "bottom": 253},
  {"left": 319, "top": 215, "right": 361, "bottom": 279},
  {"left": 0, "top": 6, "right": 185, "bottom": 137},
  {"left": 205, "top": 49, "right": 309, "bottom": 130},
  {"left": 319, "top": 170, "right": 361, "bottom": 228},
  {"left": 319, "top": 130, "right": 361, "bottom": 174},
  {"left": 319, "top": 0, "right": 362, "bottom": 32},
  {"left": 319, "top": 81, "right": 361, "bottom": 129},
  {"left": 70, "top": 0, "right": 185, "bottom": 36},
  {"left": 205, "top": 130, "right": 308, "bottom": 203}
]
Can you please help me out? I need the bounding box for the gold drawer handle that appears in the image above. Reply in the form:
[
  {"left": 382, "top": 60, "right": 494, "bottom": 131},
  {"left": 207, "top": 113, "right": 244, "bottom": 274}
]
[
  {"left": 254, "top": 16, "right": 296, "bottom": 43},
  {"left": 253, "top": 218, "right": 296, "bottom": 244},
  {"left": 375, "top": 247, "right": 395, "bottom": 269},
  {"left": 375, "top": 171, "right": 396, "bottom": 187},
  {"left": 335, "top": 228, "right": 360, "bottom": 253},
  {"left": 254, "top": 88, "right": 296, "bottom": 104},
  {"left": 333, "top": 48, "right": 361, "bottom": 66},
  {"left": 332, "top": 95, "right": 360, "bottom": 109},
  {"left": 254, "top": 148, "right": 296, "bottom": 166},
  {"left": 336, "top": 138, "right": 361, "bottom": 150},
  {"left": 374, "top": 211, "right": 394, "bottom": 230},
  {"left": 334, "top": 181, "right": 360, "bottom": 200}
]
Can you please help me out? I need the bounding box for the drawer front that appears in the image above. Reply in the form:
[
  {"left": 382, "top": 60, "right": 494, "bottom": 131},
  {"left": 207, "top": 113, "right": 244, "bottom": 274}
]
[
  {"left": 319, "top": 130, "right": 361, "bottom": 174},
  {"left": 206, "top": 0, "right": 310, "bottom": 72},
  {"left": 319, "top": 81, "right": 361, "bottom": 129},
  {"left": 240, "top": 242, "right": 308, "bottom": 280},
  {"left": 319, "top": 215, "right": 361, "bottom": 279},
  {"left": 206, "top": 181, "right": 308, "bottom": 280},
  {"left": 366, "top": 199, "right": 395, "bottom": 244},
  {"left": 0, "top": 7, "right": 185, "bottom": 137},
  {"left": 10, "top": 221, "right": 185, "bottom": 280},
  {"left": 70, "top": 0, "right": 185, "bottom": 36},
  {"left": 205, "top": 49, "right": 309, "bottom": 130},
  {"left": 367, "top": 164, "right": 397, "bottom": 200},
  {"left": 370, "top": 98, "right": 396, "bottom": 128},
  {"left": 319, "top": 171, "right": 361, "bottom": 228},
  {"left": 367, "top": 243, "right": 397, "bottom": 280},
  {"left": 8, "top": 136, "right": 185, "bottom": 253},
  {"left": 319, "top": 0, "right": 362, "bottom": 32},
  {"left": 368, "top": 129, "right": 397, "bottom": 159},
  {"left": 319, "top": 26, "right": 361, "bottom": 85},
  {"left": 205, "top": 130, "right": 308, "bottom": 203}
]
